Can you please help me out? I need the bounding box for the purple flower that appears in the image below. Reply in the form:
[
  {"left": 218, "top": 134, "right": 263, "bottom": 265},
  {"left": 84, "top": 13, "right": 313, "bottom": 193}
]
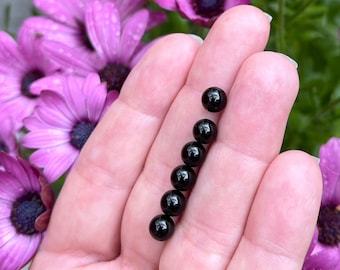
[
  {"left": 33, "top": 0, "right": 165, "bottom": 28},
  {"left": 0, "top": 22, "right": 59, "bottom": 130},
  {"left": 303, "top": 137, "right": 340, "bottom": 269},
  {"left": 37, "top": 0, "right": 156, "bottom": 92},
  {"left": 22, "top": 73, "right": 117, "bottom": 183},
  {"left": 0, "top": 153, "right": 53, "bottom": 270},
  {"left": 154, "top": 0, "right": 250, "bottom": 27}
]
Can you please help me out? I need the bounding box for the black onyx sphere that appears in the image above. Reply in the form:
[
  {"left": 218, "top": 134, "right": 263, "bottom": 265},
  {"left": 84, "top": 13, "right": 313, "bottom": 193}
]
[
  {"left": 171, "top": 165, "right": 196, "bottom": 191},
  {"left": 149, "top": 214, "right": 175, "bottom": 241},
  {"left": 181, "top": 141, "right": 206, "bottom": 167},
  {"left": 161, "top": 190, "right": 186, "bottom": 216},
  {"left": 193, "top": 119, "right": 217, "bottom": 144},
  {"left": 202, "top": 87, "right": 227, "bottom": 112}
]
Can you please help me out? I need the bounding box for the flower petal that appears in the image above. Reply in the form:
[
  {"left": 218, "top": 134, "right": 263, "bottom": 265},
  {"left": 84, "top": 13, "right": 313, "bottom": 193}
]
[
  {"left": 39, "top": 177, "right": 54, "bottom": 210},
  {"left": 0, "top": 200, "right": 11, "bottom": 218},
  {"left": 320, "top": 138, "right": 340, "bottom": 173},
  {"left": 154, "top": 0, "right": 177, "bottom": 10},
  {"left": 41, "top": 40, "right": 98, "bottom": 75},
  {"left": 22, "top": 129, "right": 69, "bottom": 148},
  {"left": 224, "top": 0, "right": 251, "bottom": 10},
  {"left": 0, "top": 31, "right": 26, "bottom": 72},
  {"left": 104, "top": 90, "right": 119, "bottom": 111},
  {"left": 86, "top": 0, "right": 120, "bottom": 61},
  {"left": 29, "top": 144, "right": 78, "bottom": 183},
  {"left": 61, "top": 75, "right": 88, "bottom": 120},
  {"left": 303, "top": 245, "right": 340, "bottom": 270},
  {"left": 0, "top": 76, "right": 20, "bottom": 100},
  {"left": 0, "top": 97, "right": 36, "bottom": 130},
  {"left": 35, "top": 210, "right": 51, "bottom": 232},
  {"left": 117, "top": 0, "right": 145, "bottom": 19},
  {"left": 20, "top": 16, "right": 83, "bottom": 52},
  {"left": 319, "top": 137, "right": 340, "bottom": 205},
  {"left": 24, "top": 114, "right": 57, "bottom": 131},
  {"left": 146, "top": 11, "right": 167, "bottom": 30},
  {"left": 34, "top": 90, "right": 75, "bottom": 129},
  {"left": 30, "top": 74, "right": 65, "bottom": 96},
  {"left": 18, "top": 19, "right": 56, "bottom": 73},
  {"left": 0, "top": 219, "right": 17, "bottom": 249},
  {"left": 17, "top": 158, "right": 42, "bottom": 193},
  {"left": 119, "top": 9, "right": 149, "bottom": 64},
  {"left": 82, "top": 73, "right": 107, "bottom": 122},
  {"left": 0, "top": 172, "right": 26, "bottom": 201},
  {"left": 0, "top": 233, "right": 41, "bottom": 270},
  {"left": 0, "top": 154, "right": 35, "bottom": 192},
  {"left": 0, "top": 117, "right": 18, "bottom": 155},
  {"left": 33, "top": 0, "right": 87, "bottom": 27}
]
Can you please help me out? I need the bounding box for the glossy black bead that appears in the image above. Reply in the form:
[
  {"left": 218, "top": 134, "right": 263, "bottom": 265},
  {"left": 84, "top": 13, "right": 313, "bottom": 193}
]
[
  {"left": 161, "top": 190, "right": 186, "bottom": 216},
  {"left": 202, "top": 87, "right": 227, "bottom": 112},
  {"left": 171, "top": 165, "right": 196, "bottom": 191},
  {"left": 181, "top": 141, "right": 206, "bottom": 167},
  {"left": 193, "top": 119, "right": 217, "bottom": 144},
  {"left": 149, "top": 214, "right": 175, "bottom": 241}
]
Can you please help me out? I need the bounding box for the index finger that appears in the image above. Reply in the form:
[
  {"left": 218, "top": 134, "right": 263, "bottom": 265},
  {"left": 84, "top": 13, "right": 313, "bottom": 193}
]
[{"left": 32, "top": 33, "right": 201, "bottom": 264}]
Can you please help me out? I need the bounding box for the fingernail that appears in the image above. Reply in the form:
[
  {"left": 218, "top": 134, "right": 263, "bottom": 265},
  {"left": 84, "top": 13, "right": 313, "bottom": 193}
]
[
  {"left": 188, "top": 34, "right": 204, "bottom": 44},
  {"left": 263, "top": 12, "right": 273, "bottom": 22},
  {"left": 279, "top": 53, "right": 298, "bottom": 68}
]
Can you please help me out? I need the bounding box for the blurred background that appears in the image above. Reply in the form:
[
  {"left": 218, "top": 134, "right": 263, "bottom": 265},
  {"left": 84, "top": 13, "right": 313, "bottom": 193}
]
[
  {"left": 1, "top": 0, "right": 340, "bottom": 156},
  {"left": 0, "top": 0, "right": 33, "bottom": 34}
]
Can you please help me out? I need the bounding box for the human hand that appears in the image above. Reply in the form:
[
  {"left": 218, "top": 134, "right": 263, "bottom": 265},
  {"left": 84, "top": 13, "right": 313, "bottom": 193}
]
[{"left": 30, "top": 5, "right": 322, "bottom": 270}]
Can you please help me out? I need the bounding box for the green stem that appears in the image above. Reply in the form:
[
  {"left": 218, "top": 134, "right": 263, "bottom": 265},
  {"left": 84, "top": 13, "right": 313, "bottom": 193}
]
[
  {"left": 4, "top": 5, "right": 11, "bottom": 33},
  {"left": 287, "top": 0, "right": 318, "bottom": 27},
  {"left": 313, "top": 97, "right": 340, "bottom": 121}
]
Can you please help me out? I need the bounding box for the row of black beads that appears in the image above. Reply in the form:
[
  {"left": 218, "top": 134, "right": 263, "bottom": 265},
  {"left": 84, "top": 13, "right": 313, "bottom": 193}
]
[{"left": 149, "top": 87, "right": 227, "bottom": 241}]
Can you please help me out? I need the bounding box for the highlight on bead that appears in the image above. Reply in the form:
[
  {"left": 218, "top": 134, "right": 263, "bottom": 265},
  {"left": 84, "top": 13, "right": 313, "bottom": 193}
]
[
  {"left": 149, "top": 214, "right": 175, "bottom": 241},
  {"left": 171, "top": 165, "right": 197, "bottom": 191},
  {"left": 201, "top": 86, "right": 227, "bottom": 112}
]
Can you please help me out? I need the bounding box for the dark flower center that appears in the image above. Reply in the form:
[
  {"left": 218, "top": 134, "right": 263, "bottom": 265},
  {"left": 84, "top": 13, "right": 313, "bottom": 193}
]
[
  {"left": 70, "top": 121, "right": 96, "bottom": 150},
  {"left": 98, "top": 63, "right": 131, "bottom": 92},
  {"left": 317, "top": 205, "right": 340, "bottom": 246},
  {"left": 77, "top": 20, "right": 95, "bottom": 51},
  {"left": 192, "top": 0, "right": 225, "bottom": 18},
  {"left": 10, "top": 192, "right": 46, "bottom": 235},
  {"left": 21, "top": 69, "right": 44, "bottom": 98},
  {"left": 0, "top": 140, "right": 9, "bottom": 153}
]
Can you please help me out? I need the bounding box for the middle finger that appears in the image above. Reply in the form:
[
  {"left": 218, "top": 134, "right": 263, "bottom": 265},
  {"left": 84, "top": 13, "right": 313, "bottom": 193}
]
[{"left": 119, "top": 6, "right": 271, "bottom": 269}]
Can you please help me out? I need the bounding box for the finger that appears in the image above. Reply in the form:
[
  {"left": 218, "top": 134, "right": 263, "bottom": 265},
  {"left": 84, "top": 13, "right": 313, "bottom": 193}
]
[
  {"left": 160, "top": 51, "right": 299, "bottom": 269},
  {"left": 118, "top": 6, "right": 271, "bottom": 268},
  {"left": 186, "top": 5, "right": 271, "bottom": 91},
  {"left": 32, "top": 34, "right": 201, "bottom": 265},
  {"left": 227, "top": 151, "right": 322, "bottom": 270}
]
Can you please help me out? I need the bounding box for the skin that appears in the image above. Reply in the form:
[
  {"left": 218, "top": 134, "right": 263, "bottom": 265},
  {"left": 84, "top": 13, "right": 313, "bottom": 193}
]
[{"left": 31, "top": 5, "right": 322, "bottom": 270}]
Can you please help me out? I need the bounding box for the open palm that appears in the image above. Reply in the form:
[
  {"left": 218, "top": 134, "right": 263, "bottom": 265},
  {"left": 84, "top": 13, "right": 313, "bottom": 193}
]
[{"left": 31, "top": 6, "right": 322, "bottom": 270}]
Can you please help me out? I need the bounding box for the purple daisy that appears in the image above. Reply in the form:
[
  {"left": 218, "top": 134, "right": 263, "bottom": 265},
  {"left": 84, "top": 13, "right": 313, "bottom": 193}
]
[
  {"left": 303, "top": 137, "right": 340, "bottom": 269},
  {"left": 33, "top": 0, "right": 165, "bottom": 28},
  {"left": 38, "top": 0, "right": 156, "bottom": 92},
  {"left": 0, "top": 21, "right": 60, "bottom": 130},
  {"left": 22, "top": 73, "right": 118, "bottom": 183},
  {"left": 0, "top": 153, "right": 53, "bottom": 270},
  {"left": 154, "top": 0, "right": 250, "bottom": 27},
  {"left": 29, "top": 0, "right": 165, "bottom": 79}
]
